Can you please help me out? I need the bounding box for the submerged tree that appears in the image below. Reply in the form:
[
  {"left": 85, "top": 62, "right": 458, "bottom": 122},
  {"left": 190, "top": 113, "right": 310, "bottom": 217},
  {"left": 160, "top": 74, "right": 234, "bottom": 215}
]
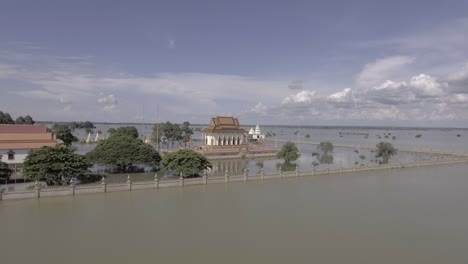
[
  {"left": 23, "top": 147, "right": 92, "bottom": 184},
  {"left": 181, "top": 121, "right": 194, "bottom": 147},
  {"left": 53, "top": 124, "right": 78, "bottom": 147},
  {"left": 375, "top": 142, "right": 397, "bottom": 164},
  {"left": 86, "top": 133, "right": 161, "bottom": 172},
  {"left": 317, "top": 141, "right": 334, "bottom": 156},
  {"left": 161, "top": 149, "right": 212, "bottom": 178},
  {"left": 277, "top": 141, "right": 299, "bottom": 163}
]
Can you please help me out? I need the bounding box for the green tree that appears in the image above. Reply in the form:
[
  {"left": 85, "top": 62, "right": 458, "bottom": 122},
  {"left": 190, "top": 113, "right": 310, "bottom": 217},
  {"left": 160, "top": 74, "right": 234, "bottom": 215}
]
[
  {"left": 24, "top": 115, "right": 35, "bottom": 124},
  {"left": 0, "top": 111, "right": 14, "bottom": 124},
  {"left": 113, "top": 126, "right": 139, "bottom": 139},
  {"left": 161, "top": 149, "right": 212, "bottom": 177},
  {"left": 276, "top": 141, "right": 299, "bottom": 163},
  {"left": 23, "top": 147, "right": 92, "bottom": 184},
  {"left": 53, "top": 124, "right": 78, "bottom": 147},
  {"left": 107, "top": 128, "right": 116, "bottom": 135},
  {"left": 181, "top": 121, "right": 194, "bottom": 147},
  {"left": 0, "top": 158, "right": 12, "bottom": 181},
  {"left": 158, "top": 122, "right": 182, "bottom": 148},
  {"left": 375, "top": 142, "right": 397, "bottom": 164},
  {"left": 86, "top": 134, "right": 161, "bottom": 172},
  {"left": 15, "top": 116, "right": 25, "bottom": 124},
  {"left": 317, "top": 141, "right": 334, "bottom": 155}
]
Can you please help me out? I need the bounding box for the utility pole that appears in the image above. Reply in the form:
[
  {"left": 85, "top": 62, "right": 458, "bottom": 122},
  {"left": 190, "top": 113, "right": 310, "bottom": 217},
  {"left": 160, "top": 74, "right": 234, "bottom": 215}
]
[{"left": 156, "top": 104, "right": 159, "bottom": 151}]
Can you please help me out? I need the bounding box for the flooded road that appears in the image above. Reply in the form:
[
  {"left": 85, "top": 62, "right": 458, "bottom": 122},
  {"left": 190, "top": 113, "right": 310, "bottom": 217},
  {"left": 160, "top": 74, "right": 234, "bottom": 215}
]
[{"left": 2, "top": 163, "right": 468, "bottom": 263}]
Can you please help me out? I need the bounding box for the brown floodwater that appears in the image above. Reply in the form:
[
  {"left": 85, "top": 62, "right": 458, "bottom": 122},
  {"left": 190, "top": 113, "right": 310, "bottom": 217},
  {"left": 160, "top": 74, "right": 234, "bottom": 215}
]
[{"left": 2, "top": 163, "right": 468, "bottom": 264}]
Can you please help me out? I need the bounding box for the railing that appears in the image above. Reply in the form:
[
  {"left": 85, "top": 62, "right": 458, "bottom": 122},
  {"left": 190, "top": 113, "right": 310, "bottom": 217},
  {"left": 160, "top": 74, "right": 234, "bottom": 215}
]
[{"left": 1, "top": 156, "right": 467, "bottom": 202}]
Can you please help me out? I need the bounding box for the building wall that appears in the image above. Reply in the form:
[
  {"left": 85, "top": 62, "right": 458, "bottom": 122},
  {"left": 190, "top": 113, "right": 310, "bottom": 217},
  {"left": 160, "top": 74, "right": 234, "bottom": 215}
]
[
  {"left": 204, "top": 133, "right": 245, "bottom": 146},
  {"left": 0, "top": 149, "right": 30, "bottom": 164}
]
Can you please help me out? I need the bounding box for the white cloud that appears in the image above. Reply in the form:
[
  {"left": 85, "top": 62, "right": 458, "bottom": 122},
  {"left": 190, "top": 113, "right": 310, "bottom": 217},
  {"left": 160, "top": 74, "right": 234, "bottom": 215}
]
[
  {"left": 356, "top": 56, "right": 414, "bottom": 87},
  {"left": 448, "top": 93, "right": 468, "bottom": 104},
  {"left": 97, "top": 94, "right": 118, "bottom": 112},
  {"left": 282, "top": 90, "right": 316, "bottom": 104},
  {"left": 250, "top": 102, "right": 268, "bottom": 115},
  {"left": 327, "top": 88, "right": 354, "bottom": 108},
  {"left": 408, "top": 74, "right": 444, "bottom": 97}
]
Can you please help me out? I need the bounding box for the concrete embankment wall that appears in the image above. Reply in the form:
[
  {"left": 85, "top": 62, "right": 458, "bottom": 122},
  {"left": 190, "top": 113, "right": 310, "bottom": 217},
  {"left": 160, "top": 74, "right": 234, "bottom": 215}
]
[{"left": 1, "top": 157, "right": 467, "bottom": 202}]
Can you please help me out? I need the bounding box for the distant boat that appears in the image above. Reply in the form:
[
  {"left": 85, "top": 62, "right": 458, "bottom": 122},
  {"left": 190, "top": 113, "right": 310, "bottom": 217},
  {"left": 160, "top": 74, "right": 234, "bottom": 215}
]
[
  {"left": 85, "top": 132, "right": 91, "bottom": 144},
  {"left": 94, "top": 132, "right": 99, "bottom": 142}
]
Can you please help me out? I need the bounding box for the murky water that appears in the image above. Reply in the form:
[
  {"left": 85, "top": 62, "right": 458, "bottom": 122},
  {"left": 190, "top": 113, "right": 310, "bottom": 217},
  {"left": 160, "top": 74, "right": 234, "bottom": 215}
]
[{"left": 2, "top": 163, "right": 468, "bottom": 263}]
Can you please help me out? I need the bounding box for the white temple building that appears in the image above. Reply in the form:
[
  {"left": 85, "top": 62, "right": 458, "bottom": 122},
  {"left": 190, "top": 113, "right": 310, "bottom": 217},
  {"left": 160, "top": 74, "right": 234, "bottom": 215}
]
[
  {"left": 248, "top": 124, "right": 265, "bottom": 142},
  {"left": 202, "top": 117, "right": 247, "bottom": 147}
]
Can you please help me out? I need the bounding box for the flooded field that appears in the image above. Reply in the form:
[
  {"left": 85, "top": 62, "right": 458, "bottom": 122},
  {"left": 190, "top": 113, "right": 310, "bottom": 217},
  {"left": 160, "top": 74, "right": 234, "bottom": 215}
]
[{"left": 2, "top": 163, "right": 468, "bottom": 263}]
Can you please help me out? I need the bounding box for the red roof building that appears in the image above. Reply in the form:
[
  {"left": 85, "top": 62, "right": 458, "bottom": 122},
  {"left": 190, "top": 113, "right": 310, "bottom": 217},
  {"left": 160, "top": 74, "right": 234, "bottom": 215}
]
[{"left": 0, "top": 124, "right": 58, "bottom": 164}]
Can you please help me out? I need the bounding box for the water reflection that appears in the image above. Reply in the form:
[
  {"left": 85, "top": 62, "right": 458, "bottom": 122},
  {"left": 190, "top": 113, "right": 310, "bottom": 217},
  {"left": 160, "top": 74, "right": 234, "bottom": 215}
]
[
  {"left": 275, "top": 162, "right": 297, "bottom": 172},
  {"left": 209, "top": 159, "right": 248, "bottom": 176}
]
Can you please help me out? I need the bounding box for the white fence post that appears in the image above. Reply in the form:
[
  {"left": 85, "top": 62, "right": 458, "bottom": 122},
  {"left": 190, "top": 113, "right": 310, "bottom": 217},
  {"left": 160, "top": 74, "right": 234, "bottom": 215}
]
[
  {"left": 127, "top": 175, "right": 132, "bottom": 191},
  {"left": 295, "top": 164, "right": 300, "bottom": 177},
  {"left": 101, "top": 176, "right": 107, "bottom": 193},
  {"left": 34, "top": 180, "right": 40, "bottom": 198},
  {"left": 278, "top": 166, "right": 282, "bottom": 179},
  {"left": 244, "top": 168, "right": 248, "bottom": 182},
  {"left": 71, "top": 178, "right": 76, "bottom": 196},
  {"left": 260, "top": 168, "right": 264, "bottom": 181},
  {"left": 154, "top": 173, "right": 159, "bottom": 189},
  {"left": 225, "top": 170, "right": 229, "bottom": 183},
  {"left": 179, "top": 173, "right": 184, "bottom": 187},
  {"left": 203, "top": 170, "right": 208, "bottom": 185}
]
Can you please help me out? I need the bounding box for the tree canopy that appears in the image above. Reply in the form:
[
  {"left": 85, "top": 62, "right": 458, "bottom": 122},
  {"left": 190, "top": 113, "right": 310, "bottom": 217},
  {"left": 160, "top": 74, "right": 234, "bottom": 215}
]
[
  {"left": 375, "top": 142, "right": 397, "bottom": 164},
  {"left": 277, "top": 141, "right": 299, "bottom": 163},
  {"left": 112, "top": 126, "right": 139, "bottom": 139},
  {"left": 23, "top": 147, "right": 92, "bottom": 184},
  {"left": 152, "top": 121, "right": 193, "bottom": 148},
  {"left": 0, "top": 159, "right": 12, "bottom": 181},
  {"left": 0, "top": 111, "right": 14, "bottom": 124},
  {"left": 161, "top": 149, "right": 212, "bottom": 178},
  {"left": 52, "top": 124, "right": 78, "bottom": 147},
  {"left": 86, "top": 133, "right": 161, "bottom": 172},
  {"left": 317, "top": 141, "right": 334, "bottom": 155}
]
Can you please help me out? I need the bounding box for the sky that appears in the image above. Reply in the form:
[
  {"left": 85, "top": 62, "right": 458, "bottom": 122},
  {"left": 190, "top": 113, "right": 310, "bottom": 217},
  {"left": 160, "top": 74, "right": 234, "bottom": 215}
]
[{"left": 1, "top": 0, "right": 468, "bottom": 127}]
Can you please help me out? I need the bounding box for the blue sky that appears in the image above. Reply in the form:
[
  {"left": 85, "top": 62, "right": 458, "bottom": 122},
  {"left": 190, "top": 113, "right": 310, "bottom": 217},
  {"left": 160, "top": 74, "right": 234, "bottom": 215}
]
[{"left": 1, "top": 0, "right": 468, "bottom": 127}]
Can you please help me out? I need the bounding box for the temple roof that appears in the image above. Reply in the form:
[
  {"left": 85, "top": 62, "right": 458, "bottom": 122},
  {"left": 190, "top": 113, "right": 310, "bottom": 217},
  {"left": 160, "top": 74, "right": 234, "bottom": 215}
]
[
  {"left": 0, "top": 124, "right": 48, "bottom": 133},
  {"left": 0, "top": 125, "right": 58, "bottom": 150},
  {"left": 202, "top": 117, "right": 247, "bottom": 133}
]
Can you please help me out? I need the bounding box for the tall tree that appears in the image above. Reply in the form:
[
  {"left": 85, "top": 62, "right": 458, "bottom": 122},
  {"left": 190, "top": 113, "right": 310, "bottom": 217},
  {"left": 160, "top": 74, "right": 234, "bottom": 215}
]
[
  {"left": 317, "top": 141, "right": 334, "bottom": 156},
  {"left": 53, "top": 124, "right": 78, "bottom": 147},
  {"left": 0, "top": 111, "right": 14, "bottom": 124},
  {"left": 113, "top": 126, "right": 139, "bottom": 139},
  {"left": 276, "top": 141, "right": 299, "bottom": 163},
  {"left": 86, "top": 133, "right": 161, "bottom": 172},
  {"left": 23, "top": 147, "right": 92, "bottom": 184},
  {"left": 0, "top": 158, "right": 12, "bottom": 181},
  {"left": 161, "top": 149, "right": 212, "bottom": 177},
  {"left": 159, "top": 122, "right": 182, "bottom": 148},
  {"left": 23, "top": 115, "right": 35, "bottom": 124},
  {"left": 15, "top": 116, "right": 25, "bottom": 124},
  {"left": 181, "top": 121, "right": 194, "bottom": 147},
  {"left": 375, "top": 142, "right": 397, "bottom": 164}
]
